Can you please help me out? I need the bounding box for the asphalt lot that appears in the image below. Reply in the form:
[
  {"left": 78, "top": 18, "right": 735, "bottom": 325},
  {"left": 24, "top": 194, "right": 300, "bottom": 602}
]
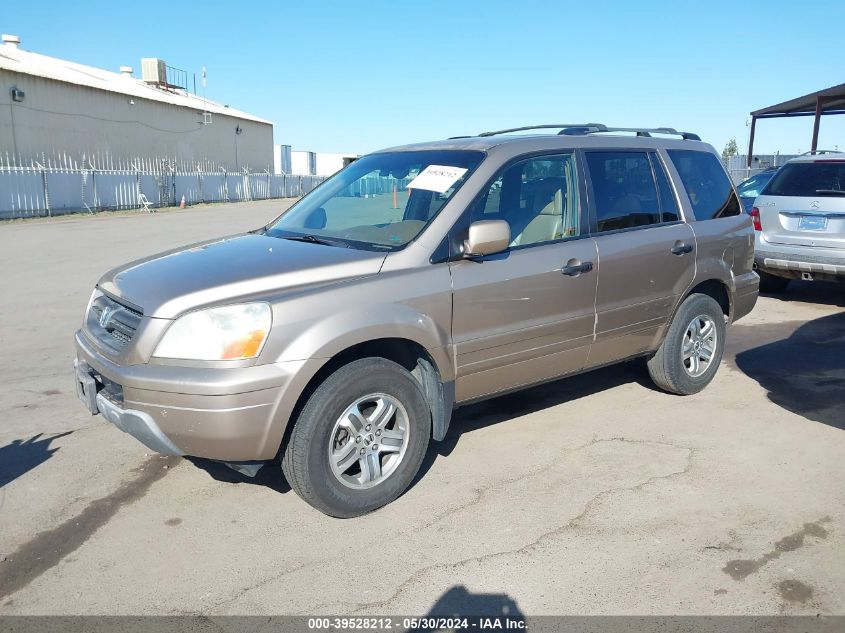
[{"left": 0, "top": 200, "right": 843, "bottom": 616}]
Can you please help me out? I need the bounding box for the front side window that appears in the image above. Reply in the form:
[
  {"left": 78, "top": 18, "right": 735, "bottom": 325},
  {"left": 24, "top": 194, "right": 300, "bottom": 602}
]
[
  {"left": 585, "top": 151, "right": 660, "bottom": 232},
  {"left": 471, "top": 154, "right": 580, "bottom": 247},
  {"left": 266, "top": 150, "right": 484, "bottom": 250},
  {"left": 763, "top": 161, "right": 845, "bottom": 197},
  {"left": 668, "top": 149, "right": 741, "bottom": 220}
]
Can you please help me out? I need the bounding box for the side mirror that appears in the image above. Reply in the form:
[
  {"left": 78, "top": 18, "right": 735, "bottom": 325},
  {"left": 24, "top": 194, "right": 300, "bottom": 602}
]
[{"left": 463, "top": 220, "right": 510, "bottom": 258}]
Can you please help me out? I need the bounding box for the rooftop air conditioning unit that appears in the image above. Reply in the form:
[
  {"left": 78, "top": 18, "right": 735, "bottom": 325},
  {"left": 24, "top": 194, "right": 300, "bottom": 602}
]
[{"left": 141, "top": 58, "right": 167, "bottom": 84}]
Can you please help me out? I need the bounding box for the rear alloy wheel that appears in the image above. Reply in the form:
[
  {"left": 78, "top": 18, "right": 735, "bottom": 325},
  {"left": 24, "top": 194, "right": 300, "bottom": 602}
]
[
  {"left": 647, "top": 293, "right": 726, "bottom": 395},
  {"left": 681, "top": 314, "right": 718, "bottom": 378},
  {"left": 758, "top": 271, "right": 790, "bottom": 294},
  {"left": 282, "top": 358, "right": 430, "bottom": 517}
]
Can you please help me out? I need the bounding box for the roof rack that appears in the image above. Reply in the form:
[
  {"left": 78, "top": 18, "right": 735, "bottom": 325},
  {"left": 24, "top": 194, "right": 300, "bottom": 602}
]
[
  {"left": 800, "top": 149, "right": 843, "bottom": 156},
  {"left": 475, "top": 124, "right": 701, "bottom": 141},
  {"left": 477, "top": 124, "right": 604, "bottom": 137}
]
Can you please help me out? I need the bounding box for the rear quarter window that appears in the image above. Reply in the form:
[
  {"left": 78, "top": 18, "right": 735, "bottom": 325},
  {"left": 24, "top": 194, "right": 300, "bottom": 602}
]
[{"left": 667, "top": 149, "right": 741, "bottom": 221}]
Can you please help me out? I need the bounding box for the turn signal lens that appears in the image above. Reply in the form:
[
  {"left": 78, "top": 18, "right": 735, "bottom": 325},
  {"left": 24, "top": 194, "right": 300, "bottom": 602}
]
[
  {"left": 750, "top": 207, "right": 762, "bottom": 231},
  {"left": 222, "top": 330, "right": 268, "bottom": 359}
]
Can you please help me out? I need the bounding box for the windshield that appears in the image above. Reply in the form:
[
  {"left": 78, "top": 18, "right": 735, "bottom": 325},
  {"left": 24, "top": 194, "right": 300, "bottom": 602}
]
[
  {"left": 763, "top": 161, "right": 845, "bottom": 197},
  {"left": 265, "top": 150, "right": 484, "bottom": 250}
]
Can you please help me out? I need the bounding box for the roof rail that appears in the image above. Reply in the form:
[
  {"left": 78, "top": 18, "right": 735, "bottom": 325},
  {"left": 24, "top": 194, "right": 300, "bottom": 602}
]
[
  {"left": 561, "top": 126, "right": 701, "bottom": 141},
  {"left": 477, "top": 124, "right": 606, "bottom": 137},
  {"left": 800, "top": 149, "right": 843, "bottom": 156},
  {"left": 475, "top": 124, "right": 700, "bottom": 141}
]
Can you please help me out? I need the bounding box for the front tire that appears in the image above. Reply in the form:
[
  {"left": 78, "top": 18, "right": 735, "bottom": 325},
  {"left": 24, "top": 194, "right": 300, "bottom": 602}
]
[
  {"left": 647, "top": 293, "right": 726, "bottom": 395},
  {"left": 282, "top": 358, "right": 431, "bottom": 517}
]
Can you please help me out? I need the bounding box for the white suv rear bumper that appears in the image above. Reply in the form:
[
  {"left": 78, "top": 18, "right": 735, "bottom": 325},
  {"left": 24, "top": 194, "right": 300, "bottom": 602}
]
[{"left": 755, "top": 237, "right": 845, "bottom": 279}]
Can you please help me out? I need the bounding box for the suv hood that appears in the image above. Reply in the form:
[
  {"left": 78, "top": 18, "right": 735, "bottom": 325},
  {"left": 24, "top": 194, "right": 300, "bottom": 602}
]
[{"left": 98, "top": 233, "right": 387, "bottom": 319}]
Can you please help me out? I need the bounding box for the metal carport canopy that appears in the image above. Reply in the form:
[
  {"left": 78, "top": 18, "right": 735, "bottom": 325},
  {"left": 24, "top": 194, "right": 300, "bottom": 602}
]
[{"left": 747, "top": 82, "right": 845, "bottom": 166}]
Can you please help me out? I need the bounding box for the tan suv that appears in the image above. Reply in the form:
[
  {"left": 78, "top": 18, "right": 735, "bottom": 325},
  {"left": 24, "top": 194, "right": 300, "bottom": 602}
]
[{"left": 74, "top": 124, "right": 759, "bottom": 517}]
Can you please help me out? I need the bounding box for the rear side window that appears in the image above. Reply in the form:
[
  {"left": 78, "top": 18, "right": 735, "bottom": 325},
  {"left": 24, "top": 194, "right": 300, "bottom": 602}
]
[
  {"left": 667, "top": 150, "right": 741, "bottom": 220},
  {"left": 585, "top": 151, "right": 660, "bottom": 232},
  {"left": 763, "top": 161, "right": 845, "bottom": 197}
]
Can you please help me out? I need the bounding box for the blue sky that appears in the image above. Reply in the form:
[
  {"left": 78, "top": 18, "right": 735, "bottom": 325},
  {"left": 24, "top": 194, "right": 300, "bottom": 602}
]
[{"left": 4, "top": 0, "right": 844, "bottom": 155}]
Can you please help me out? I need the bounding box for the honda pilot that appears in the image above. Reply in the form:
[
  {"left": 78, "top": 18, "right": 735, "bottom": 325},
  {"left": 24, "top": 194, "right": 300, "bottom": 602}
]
[{"left": 74, "top": 124, "right": 759, "bottom": 517}]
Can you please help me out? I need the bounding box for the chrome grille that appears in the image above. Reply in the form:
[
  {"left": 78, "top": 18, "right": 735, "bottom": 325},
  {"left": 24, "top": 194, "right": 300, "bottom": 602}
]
[{"left": 87, "top": 294, "right": 143, "bottom": 351}]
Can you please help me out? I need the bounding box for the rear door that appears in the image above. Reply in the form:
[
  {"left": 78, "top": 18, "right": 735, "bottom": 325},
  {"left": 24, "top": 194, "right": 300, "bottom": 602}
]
[
  {"left": 584, "top": 150, "right": 696, "bottom": 368},
  {"left": 754, "top": 159, "right": 845, "bottom": 248}
]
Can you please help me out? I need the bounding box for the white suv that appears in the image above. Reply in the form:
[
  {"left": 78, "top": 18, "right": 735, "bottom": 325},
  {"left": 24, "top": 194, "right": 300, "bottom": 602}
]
[{"left": 751, "top": 152, "right": 845, "bottom": 291}]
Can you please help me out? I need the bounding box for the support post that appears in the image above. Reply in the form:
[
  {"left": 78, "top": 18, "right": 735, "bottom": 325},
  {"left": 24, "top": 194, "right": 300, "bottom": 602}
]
[
  {"left": 811, "top": 97, "right": 823, "bottom": 152},
  {"left": 135, "top": 166, "right": 142, "bottom": 210},
  {"left": 41, "top": 167, "right": 51, "bottom": 217},
  {"left": 747, "top": 117, "right": 757, "bottom": 168}
]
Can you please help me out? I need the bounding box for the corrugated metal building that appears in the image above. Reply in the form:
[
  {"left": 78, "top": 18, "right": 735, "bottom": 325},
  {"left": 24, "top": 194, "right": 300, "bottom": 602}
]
[{"left": 0, "top": 35, "right": 273, "bottom": 171}]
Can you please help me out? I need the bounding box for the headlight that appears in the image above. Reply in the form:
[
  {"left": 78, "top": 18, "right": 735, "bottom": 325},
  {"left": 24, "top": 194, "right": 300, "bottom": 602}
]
[
  {"left": 84, "top": 288, "right": 102, "bottom": 325},
  {"left": 154, "top": 303, "right": 272, "bottom": 361}
]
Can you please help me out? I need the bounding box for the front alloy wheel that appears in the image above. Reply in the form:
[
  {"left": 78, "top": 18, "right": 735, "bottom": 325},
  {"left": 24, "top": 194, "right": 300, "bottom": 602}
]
[
  {"left": 329, "top": 394, "right": 409, "bottom": 489},
  {"left": 282, "top": 357, "right": 431, "bottom": 517}
]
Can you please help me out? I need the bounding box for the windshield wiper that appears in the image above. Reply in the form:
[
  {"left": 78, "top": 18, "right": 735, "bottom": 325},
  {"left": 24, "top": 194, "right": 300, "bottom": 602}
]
[
  {"left": 815, "top": 189, "right": 845, "bottom": 195},
  {"left": 279, "top": 234, "right": 349, "bottom": 247}
]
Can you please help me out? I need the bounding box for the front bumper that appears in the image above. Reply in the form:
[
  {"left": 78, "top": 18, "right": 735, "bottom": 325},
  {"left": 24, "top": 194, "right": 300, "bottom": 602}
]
[{"left": 74, "top": 329, "right": 322, "bottom": 460}]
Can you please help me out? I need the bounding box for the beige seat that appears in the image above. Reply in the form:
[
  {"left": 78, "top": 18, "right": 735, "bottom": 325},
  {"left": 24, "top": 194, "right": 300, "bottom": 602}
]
[{"left": 511, "top": 178, "right": 565, "bottom": 246}]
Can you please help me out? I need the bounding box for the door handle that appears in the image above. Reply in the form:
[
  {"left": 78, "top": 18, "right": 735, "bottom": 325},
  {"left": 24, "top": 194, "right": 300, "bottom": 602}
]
[
  {"left": 671, "top": 242, "right": 694, "bottom": 255},
  {"left": 562, "top": 261, "right": 594, "bottom": 276}
]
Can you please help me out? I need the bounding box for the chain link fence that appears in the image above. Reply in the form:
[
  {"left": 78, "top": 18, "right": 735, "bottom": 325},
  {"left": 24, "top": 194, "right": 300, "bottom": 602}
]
[{"left": 0, "top": 153, "right": 326, "bottom": 220}]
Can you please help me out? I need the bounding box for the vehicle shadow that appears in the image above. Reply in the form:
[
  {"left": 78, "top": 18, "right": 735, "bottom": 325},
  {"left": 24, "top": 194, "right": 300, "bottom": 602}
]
[
  {"left": 419, "top": 584, "right": 524, "bottom": 623},
  {"left": 762, "top": 280, "right": 845, "bottom": 308},
  {"left": 731, "top": 311, "right": 845, "bottom": 431},
  {"left": 0, "top": 431, "right": 73, "bottom": 488},
  {"left": 186, "top": 457, "right": 291, "bottom": 494},
  {"left": 412, "top": 359, "right": 655, "bottom": 486},
  {"left": 189, "top": 359, "right": 656, "bottom": 497}
]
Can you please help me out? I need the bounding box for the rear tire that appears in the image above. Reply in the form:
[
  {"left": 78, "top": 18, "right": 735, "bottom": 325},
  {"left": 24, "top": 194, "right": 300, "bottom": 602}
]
[
  {"left": 758, "top": 271, "right": 790, "bottom": 293},
  {"left": 282, "top": 357, "right": 431, "bottom": 518},
  {"left": 647, "top": 293, "right": 726, "bottom": 395}
]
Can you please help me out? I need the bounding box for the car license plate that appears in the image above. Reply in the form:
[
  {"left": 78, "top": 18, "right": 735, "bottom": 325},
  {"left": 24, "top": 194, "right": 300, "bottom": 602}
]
[{"left": 798, "top": 215, "right": 827, "bottom": 231}]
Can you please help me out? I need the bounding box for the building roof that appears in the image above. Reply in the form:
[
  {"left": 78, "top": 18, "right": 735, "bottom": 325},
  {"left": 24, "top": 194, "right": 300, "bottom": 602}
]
[
  {"left": 0, "top": 43, "right": 272, "bottom": 125},
  {"left": 751, "top": 82, "right": 845, "bottom": 118}
]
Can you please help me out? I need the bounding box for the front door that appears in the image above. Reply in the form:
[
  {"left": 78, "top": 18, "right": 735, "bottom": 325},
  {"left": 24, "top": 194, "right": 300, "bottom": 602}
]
[{"left": 449, "top": 153, "right": 598, "bottom": 402}]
